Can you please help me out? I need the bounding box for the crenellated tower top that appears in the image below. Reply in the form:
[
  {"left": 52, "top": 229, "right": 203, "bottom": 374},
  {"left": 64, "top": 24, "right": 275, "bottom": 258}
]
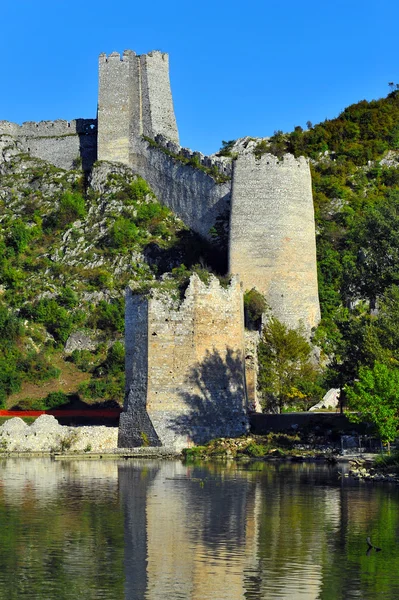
[{"left": 97, "top": 49, "right": 178, "bottom": 164}]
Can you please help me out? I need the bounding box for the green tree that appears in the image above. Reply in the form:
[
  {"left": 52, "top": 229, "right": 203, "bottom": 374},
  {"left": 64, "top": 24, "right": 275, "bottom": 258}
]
[
  {"left": 346, "top": 191, "right": 399, "bottom": 305},
  {"left": 258, "top": 318, "right": 321, "bottom": 413},
  {"left": 345, "top": 362, "right": 399, "bottom": 446}
]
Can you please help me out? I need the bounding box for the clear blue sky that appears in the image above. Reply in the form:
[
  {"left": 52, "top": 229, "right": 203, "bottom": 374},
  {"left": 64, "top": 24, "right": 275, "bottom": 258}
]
[{"left": 1, "top": 0, "right": 398, "bottom": 155}]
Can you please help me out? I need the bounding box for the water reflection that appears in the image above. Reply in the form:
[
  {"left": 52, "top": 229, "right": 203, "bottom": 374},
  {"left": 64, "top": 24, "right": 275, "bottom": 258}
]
[{"left": 0, "top": 459, "right": 398, "bottom": 599}]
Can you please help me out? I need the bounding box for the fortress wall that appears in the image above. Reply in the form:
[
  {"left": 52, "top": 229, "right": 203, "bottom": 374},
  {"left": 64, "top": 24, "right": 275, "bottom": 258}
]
[
  {"left": 140, "top": 52, "right": 179, "bottom": 144},
  {"left": 131, "top": 138, "right": 231, "bottom": 239},
  {"left": 98, "top": 50, "right": 139, "bottom": 164},
  {"left": 0, "top": 119, "right": 96, "bottom": 137},
  {"left": 0, "top": 119, "right": 97, "bottom": 170},
  {"left": 229, "top": 153, "right": 320, "bottom": 332},
  {"left": 153, "top": 133, "right": 232, "bottom": 177},
  {"left": 119, "top": 275, "right": 249, "bottom": 450},
  {"left": 0, "top": 121, "right": 20, "bottom": 136}
]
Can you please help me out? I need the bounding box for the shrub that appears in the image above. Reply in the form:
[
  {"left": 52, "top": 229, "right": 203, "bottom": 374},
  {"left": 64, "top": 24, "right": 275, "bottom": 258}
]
[
  {"left": 245, "top": 443, "right": 267, "bottom": 457},
  {"left": 6, "top": 220, "right": 32, "bottom": 254},
  {"left": 19, "top": 351, "right": 60, "bottom": 383},
  {"left": 129, "top": 177, "right": 153, "bottom": 201},
  {"left": 69, "top": 349, "right": 95, "bottom": 372},
  {"left": 0, "top": 305, "right": 23, "bottom": 342},
  {"left": 79, "top": 373, "right": 124, "bottom": 404},
  {"left": 107, "top": 217, "right": 142, "bottom": 250},
  {"left": 25, "top": 299, "right": 76, "bottom": 344},
  {"left": 58, "top": 286, "right": 78, "bottom": 308},
  {"left": 244, "top": 289, "right": 268, "bottom": 329},
  {"left": 101, "top": 342, "right": 125, "bottom": 375},
  {"left": 46, "top": 192, "right": 86, "bottom": 230},
  {"left": 91, "top": 299, "right": 124, "bottom": 333},
  {"left": 43, "top": 391, "right": 69, "bottom": 409}
]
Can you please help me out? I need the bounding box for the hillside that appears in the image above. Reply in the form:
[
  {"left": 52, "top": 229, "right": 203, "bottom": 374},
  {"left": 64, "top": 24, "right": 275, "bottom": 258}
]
[
  {"left": 1, "top": 89, "right": 399, "bottom": 410},
  {"left": 0, "top": 139, "right": 215, "bottom": 409},
  {"left": 256, "top": 89, "right": 399, "bottom": 388}
]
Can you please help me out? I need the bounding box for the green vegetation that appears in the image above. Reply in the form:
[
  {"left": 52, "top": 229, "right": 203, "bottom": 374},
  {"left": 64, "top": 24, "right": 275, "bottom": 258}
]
[
  {"left": 243, "top": 288, "right": 268, "bottom": 329},
  {"left": 182, "top": 432, "right": 331, "bottom": 461},
  {"left": 345, "top": 363, "right": 399, "bottom": 445},
  {"left": 258, "top": 318, "right": 322, "bottom": 412},
  {"left": 254, "top": 89, "right": 399, "bottom": 434},
  {"left": 0, "top": 154, "right": 215, "bottom": 409},
  {"left": 3, "top": 88, "right": 399, "bottom": 427}
]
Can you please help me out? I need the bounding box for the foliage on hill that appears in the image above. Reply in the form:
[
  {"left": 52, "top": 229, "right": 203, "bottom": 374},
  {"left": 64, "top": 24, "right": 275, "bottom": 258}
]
[
  {"left": 257, "top": 89, "right": 399, "bottom": 396},
  {"left": 0, "top": 150, "right": 217, "bottom": 408}
]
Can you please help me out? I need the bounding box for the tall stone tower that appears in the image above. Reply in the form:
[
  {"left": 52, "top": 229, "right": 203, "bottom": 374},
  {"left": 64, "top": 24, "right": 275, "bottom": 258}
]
[
  {"left": 98, "top": 49, "right": 179, "bottom": 164},
  {"left": 229, "top": 153, "right": 320, "bottom": 333}
]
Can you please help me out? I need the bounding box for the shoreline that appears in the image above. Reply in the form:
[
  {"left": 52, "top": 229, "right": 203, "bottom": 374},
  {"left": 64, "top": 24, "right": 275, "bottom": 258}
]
[{"left": 0, "top": 449, "right": 375, "bottom": 463}]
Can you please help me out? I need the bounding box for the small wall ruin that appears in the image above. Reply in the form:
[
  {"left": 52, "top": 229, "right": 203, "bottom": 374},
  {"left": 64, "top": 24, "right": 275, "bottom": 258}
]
[{"left": 119, "top": 275, "right": 249, "bottom": 449}]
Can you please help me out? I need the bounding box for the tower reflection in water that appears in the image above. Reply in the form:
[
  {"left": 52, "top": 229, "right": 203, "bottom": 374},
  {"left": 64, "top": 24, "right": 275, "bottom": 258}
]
[{"left": 1, "top": 459, "right": 398, "bottom": 600}]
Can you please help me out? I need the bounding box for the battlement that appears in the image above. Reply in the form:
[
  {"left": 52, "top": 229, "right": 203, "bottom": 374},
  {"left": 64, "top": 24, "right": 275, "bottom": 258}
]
[
  {"left": 0, "top": 119, "right": 97, "bottom": 138},
  {"left": 151, "top": 133, "right": 232, "bottom": 178},
  {"left": 0, "top": 121, "right": 20, "bottom": 136},
  {"left": 99, "top": 49, "right": 136, "bottom": 63}
]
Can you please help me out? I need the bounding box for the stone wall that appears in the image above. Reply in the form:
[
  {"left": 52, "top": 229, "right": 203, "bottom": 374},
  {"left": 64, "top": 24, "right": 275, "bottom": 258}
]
[
  {"left": 130, "top": 137, "right": 231, "bottom": 239},
  {"left": 229, "top": 152, "right": 321, "bottom": 333},
  {"left": 0, "top": 118, "right": 97, "bottom": 171},
  {"left": 119, "top": 274, "right": 249, "bottom": 450}
]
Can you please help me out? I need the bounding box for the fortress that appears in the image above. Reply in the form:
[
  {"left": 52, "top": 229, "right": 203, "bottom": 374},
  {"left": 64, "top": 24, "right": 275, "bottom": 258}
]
[{"left": 0, "top": 49, "right": 320, "bottom": 448}]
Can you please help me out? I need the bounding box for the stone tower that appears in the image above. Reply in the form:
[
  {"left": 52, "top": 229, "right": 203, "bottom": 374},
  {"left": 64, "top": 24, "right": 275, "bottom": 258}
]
[
  {"left": 229, "top": 152, "right": 320, "bottom": 332},
  {"left": 97, "top": 49, "right": 179, "bottom": 164}
]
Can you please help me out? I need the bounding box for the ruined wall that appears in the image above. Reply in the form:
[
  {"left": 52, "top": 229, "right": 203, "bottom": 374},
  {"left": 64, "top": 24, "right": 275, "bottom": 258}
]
[
  {"left": 119, "top": 274, "right": 249, "bottom": 450},
  {"left": 229, "top": 153, "right": 320, "bottom": 332},
  {"left": 0, "top": 119, "right": 97, "bottom": 170}
]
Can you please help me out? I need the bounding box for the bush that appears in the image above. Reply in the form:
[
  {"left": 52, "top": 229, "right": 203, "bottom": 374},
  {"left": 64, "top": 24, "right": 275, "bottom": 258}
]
[
  {"left": 245, "top": 442, "right": 267, "bottom": 457},
  {"left": 69, "top": 349, "right": 95, "bottom": 372},
  {"left": 91, "top": 299, "right": 124, "bottom": 333},
  {"left": 25, "top": 299, "right": 76, "bottom": 344},
  {"left": 129, "top": 177, "right": 153, "bottom": 201},
  {"left": 43, "top": 391, "right": 69, "bottom": 409},
  {"left": 101, "top": 342, "right": 125, "bottom": 375},
  {"left": 0, "top": 305, "right": 23, "bottom": 342},
  {"left": 244, "top": 289, "right": 268, "bottom": 329},
  {"left": 79, "top": 372, "right": 124, "bottom": 404},
  {"left": 107, "top": 217, "right": 142, "bottom": 250},
  {"left": 19, "top": 351, "right": 60, "bottom": 383},
  {"left": 46, "top": 192, "right": 86, "bottom": 230},
  {"left": 58, "top": 286, "right": 78, "bottom": 308},
  {"left": 6, "top": 220, "right": 33, "bottom": 254}
]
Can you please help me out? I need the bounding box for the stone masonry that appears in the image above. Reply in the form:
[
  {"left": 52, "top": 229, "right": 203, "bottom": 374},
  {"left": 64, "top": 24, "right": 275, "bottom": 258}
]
[
  {"left": 0, "top": 119, "right": 97, "bottom": 171},
  {"left": 98, "top": 50, "right": 179, "bottom": 164},
  {"left": 1, "top": 47, "right": 322, "bottom": 447},
  {"left": 118, "top": 275, "right": 249, "bottom": 450},
  {"left": 229, "top": 152, "right": 321, "bottom": 332}
]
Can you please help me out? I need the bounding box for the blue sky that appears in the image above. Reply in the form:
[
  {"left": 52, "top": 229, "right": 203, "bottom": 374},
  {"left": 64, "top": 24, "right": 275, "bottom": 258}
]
[{"left": 1, "top": 0, "right": 398, "bottom": 155}]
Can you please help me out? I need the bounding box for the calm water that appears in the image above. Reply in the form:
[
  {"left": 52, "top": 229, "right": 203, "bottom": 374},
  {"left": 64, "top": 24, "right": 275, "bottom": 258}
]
[{"left": 0, "top": 459, "right": 398, "bottom": 600}]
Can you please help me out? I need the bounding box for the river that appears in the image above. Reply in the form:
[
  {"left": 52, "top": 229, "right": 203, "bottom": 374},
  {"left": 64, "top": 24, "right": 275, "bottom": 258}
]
[{"left": 0, "top": 458, "right": 398, "bottom": 599}]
